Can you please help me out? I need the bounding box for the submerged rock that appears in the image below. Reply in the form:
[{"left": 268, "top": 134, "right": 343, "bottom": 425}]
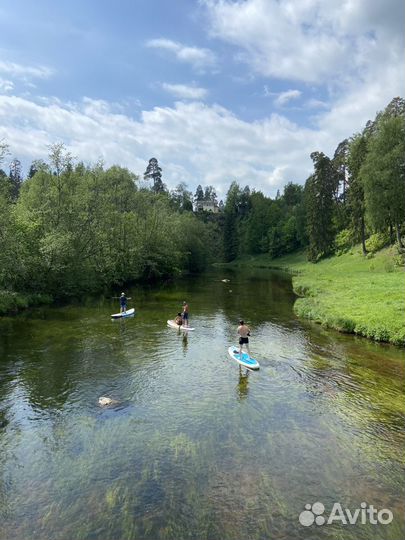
[{"left": 98, "top": 396, "right": 118, "bottom": 406}]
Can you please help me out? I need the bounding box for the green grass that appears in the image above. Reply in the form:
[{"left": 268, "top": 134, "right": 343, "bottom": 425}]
[{"left": 225, "top": 246, "right": 405, "bottom": 346}]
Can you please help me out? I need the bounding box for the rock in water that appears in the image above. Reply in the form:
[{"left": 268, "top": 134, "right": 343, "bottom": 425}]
[{"left": 98, "top": 396, "right": 117, "bottom": 406}]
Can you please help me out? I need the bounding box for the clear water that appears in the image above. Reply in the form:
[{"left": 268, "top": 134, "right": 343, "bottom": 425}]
[{"left": 0, "top": 267, "right": 404, "bottom": 540}]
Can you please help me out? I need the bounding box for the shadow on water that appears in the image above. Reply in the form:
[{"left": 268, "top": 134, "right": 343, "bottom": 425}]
[{"left": 0, "top": 266, "right": 404, "bottom": 540}]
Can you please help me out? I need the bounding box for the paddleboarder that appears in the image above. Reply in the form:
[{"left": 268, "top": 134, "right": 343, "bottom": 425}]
[
  {"left": 182, "top": 301, "right": 189, "bottom": 327},
  {"left": 237, "top": 319, "right": 251, "bottom": 359},
  {"left": 119, "top": 292, "right": 132, "bottom": 313}
]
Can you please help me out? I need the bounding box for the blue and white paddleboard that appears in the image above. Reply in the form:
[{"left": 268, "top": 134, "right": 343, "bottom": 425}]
[
  {"left": 167, "top": 320, "right": 195, "bottom": 331},
  {"left": 111, "top": 308, "right": 135, "bottom": 319},
  {"left": 228, "top": 346, "right": 260, "bottom": 370}
]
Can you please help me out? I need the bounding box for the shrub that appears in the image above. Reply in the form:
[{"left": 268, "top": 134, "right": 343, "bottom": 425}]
[
  {"left": 334, "top": 229, "right": 354, "bottom": 255},
  {"left": 393, "top": 253, "right": 405, "bottom": 267},
  {"left": 365, "top": 232, "right": 390, "bottom": 253}
]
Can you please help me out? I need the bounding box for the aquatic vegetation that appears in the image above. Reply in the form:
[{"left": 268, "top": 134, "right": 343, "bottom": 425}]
[{"left": 0, "top": 268, "right": 404, "bottom": 539}]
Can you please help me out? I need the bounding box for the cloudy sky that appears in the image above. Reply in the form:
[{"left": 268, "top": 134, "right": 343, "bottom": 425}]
[{"left": 0, "top": 0, "right": 403, "bottom": 198}]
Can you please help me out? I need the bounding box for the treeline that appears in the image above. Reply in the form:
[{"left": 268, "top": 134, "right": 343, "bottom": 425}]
[
  {"left": 0, "top": 146, "right": 222, "bottom": 300},
  {"left": 223, "top": 97, "right": 405, "bottom": 263},
  {"left": 0, "top": 96, "right": 403, "bottom": 306}
]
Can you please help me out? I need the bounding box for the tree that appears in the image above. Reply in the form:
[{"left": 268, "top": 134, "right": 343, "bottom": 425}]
[
  {"left": 305, "top": 152, "right": 339, "bottom": 261},
  {"left": 244, "top": 191, "right": 272, "bottom": 254},
  {"left": 204, "top": 185, "right": 217, "bottom": 202},
  {"left": 333, "top": 139, "right": 349, "bottom": 203},
  {"left": 170, "top": 182, "right": 193, "bottom": 212},
  {"left": 347, "top": 134, "right": 368, "bottom": 254},
  {"left": 360, "top": 116, "right": 405, "bottom": 248},
  {"left": 223, "top": 181, "right": 242, "bottom": 261},
  {"left": 48, "top": 142, "right": 73, "bottom": 176},
  {"left": 239, "top": 185, "right": 251, "bottom": 216},
  {"left": 283, "top": 182, "right": 303, "bottom": 207},
  {"left": 194, "top": 184, "right": 204, "bottom": 203},
  {"left": 9, "top": 158, "right": 23, "bottom": 200},
  {"left": 144, "top": 157, "right": 165, "bottom": 193},
  {"left": 28, "top": 159, "right": 49, "bottom": 178}
]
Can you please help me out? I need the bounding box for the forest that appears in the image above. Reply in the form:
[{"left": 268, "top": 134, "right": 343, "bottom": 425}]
[{"left": 0, "top": 97, "right": 404, "bottom": 310}]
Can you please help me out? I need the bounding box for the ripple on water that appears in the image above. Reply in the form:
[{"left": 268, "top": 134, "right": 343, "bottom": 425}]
[{"left": 0, "top": 268, "right": 404, "bottom": 540}]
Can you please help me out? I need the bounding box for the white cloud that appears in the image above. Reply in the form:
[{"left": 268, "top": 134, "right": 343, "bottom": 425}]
[
  {"left": 0, "top": 60, "right": 53, "bottom": 80},
  {"left": 0, "top": 78, "right": 14, "bottom": 93},
  {"left": 0, "top": 94, "right": 320, "bottom": 197},
  {"left": 203, "top": 0, "right": 404, "bottom": 84},
  {"left": 274, "top": 89, "right": 301, "bottom": 106},
  {"left": 306, "top": 98, "right": 329, "bottom": 109},
  {"left": 146, "top": 38, "right": 217, "bottom": 71},
  {"left": 161, "top": 83, "right": 208, "bottom": 100},
  {"left": 0, "top": 84, "right": 401, "bottom": 199}
]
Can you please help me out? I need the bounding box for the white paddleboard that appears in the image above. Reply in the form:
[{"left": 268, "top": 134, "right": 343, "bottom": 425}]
[
  {"left": 228, "top": 346, "right": 260, "bottom": 370},
  {"left": 111, "top": 308, "right": 135, "bottom": 319},
  {"left": 167, "top": 320, "right": 195, "bottom": 331}
]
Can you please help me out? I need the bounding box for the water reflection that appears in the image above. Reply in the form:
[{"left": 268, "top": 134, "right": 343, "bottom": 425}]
[
  {"left": 0, "top": 267, "right": 404, "bottom": 540},
  {"left": 182, "top": 332, "right": 188, "bottom": 355},
  {"left": 236, "top": 366, "right": 249, "bottom": 401}
]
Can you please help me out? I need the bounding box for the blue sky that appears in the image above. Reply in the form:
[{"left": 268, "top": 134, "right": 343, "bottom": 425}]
[{"left": 0, "top": 0, "right": 403, "bottom": 197}]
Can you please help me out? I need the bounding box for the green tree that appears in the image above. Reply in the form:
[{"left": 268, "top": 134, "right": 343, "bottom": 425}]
[
  {"left": 170, "top": 182, "right": 193, "bottom": 212},
  {"left": 283, "top": 182, "right": 303, "bottom": 207},
  {"left": 347, "top": 134, "right": 368, "bottom": 254},
  {"left": 305, "top": 152, "right": 339, "bottom": 261},
  {"left": 204, "top": 185, "right": 217, "bottom": 202},
  {"left": 9, "top": 158, "right": 23, "bottom": 201},
  {"left": 360, "top": 116, "right": 405, "bottom": 248},
  {"left": 194, "top": 184, "right": 204, "bottom": 203},
  {"left": 223, "top": 181, "right": 242, "bottom": 261},
  {"left": 144, "top": 157, "right": 165, "bottom": 193}
]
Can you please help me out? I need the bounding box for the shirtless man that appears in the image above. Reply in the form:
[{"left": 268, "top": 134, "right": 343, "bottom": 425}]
[
  {"left": 237, "top": 319, "right": 251, "bottom": 358},
  {"left": 182, "top": 301, "right": 189, "bottom": 328}
]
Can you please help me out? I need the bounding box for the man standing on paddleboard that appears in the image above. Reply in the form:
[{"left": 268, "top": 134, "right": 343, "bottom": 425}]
[
  {"left": 237, "top": 320, "right": 251, "bottom": 359},
  {"left": 120, "top": 292, "right": 129, "bottom": 313},
  {"left": 182, "top": 301, "right": 189, "bottom": 327}
]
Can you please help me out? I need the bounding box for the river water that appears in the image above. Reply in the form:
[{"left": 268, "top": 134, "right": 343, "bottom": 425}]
[{"left": 0, "top": 267, "right": 404, "bottom": 540}]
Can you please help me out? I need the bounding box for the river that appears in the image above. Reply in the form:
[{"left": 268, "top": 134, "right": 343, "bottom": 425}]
[{"left": 0, "top": 267, "right": 404, "bottom": 540}]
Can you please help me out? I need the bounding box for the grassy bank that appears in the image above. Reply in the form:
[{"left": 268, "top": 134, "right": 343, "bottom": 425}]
[
  {"left": 0, "top": 290, "right": 53, "bottom": 315},
  {"left": 223, "top": 247, "right": 405, "bottom": 346}
]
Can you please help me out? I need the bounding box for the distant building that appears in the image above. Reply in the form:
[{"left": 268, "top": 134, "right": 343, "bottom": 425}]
[{"left": 195, "top": 200, "right": 220, "bottom": 213}]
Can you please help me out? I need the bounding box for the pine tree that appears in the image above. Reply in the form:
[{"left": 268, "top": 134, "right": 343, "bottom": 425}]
[
  {"left": 347, "top": 134, "right": 368, "bottom": 254},
  {"left": 144, "top": 158, "right": 164, "bottom": 193},
  {"left": 223, "top": 182, "right": 241, "bottom": 261},
  {"left": 305, "top": 152, "right": 339, "bottom": 261},
  {"left": 9, "top": 158, "right": 23, "bottom": 200}
]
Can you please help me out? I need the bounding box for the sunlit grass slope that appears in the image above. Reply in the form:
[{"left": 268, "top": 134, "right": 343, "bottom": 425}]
[{"left": 228, "top": 247, "right": 405, "bottom": 345}]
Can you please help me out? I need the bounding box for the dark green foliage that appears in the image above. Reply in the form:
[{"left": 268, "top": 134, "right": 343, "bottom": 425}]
[
  {"left": 0, "top": 147, "right": 221, "bottom": 301},
  {"left": 194, "top": 184, "right": 204, "bottom": 202},
  {"left": 305, "top": 152, "right": 339, "bottom": 261},
  {"left": 223, "top": 182, "right": 243, "bottom": 261},
  {"left": 9, "top": 158, "right": 23, "bottom": 201},
  {"left": 347, "top": 134, "right": 368, "bottom": 253},
  {"left": 144, "top": 157, "right": 165, "bottom": 193},
  {"left": 360, "top": 116, "right": 405, "bottom": 246},
  {"left": 170, "top": 182, "right": 193, "bottom": 212},
  {"left": 0, "top": 96, "right": 403, "bottom": 305}
]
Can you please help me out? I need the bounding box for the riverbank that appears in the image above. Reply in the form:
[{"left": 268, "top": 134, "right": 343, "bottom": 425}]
[
  {"left": 220, "top": 247, "right": 405, "bottom": 346},
  {"left": 0, "top": 290, "right": 52, "bottom": 315}
]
